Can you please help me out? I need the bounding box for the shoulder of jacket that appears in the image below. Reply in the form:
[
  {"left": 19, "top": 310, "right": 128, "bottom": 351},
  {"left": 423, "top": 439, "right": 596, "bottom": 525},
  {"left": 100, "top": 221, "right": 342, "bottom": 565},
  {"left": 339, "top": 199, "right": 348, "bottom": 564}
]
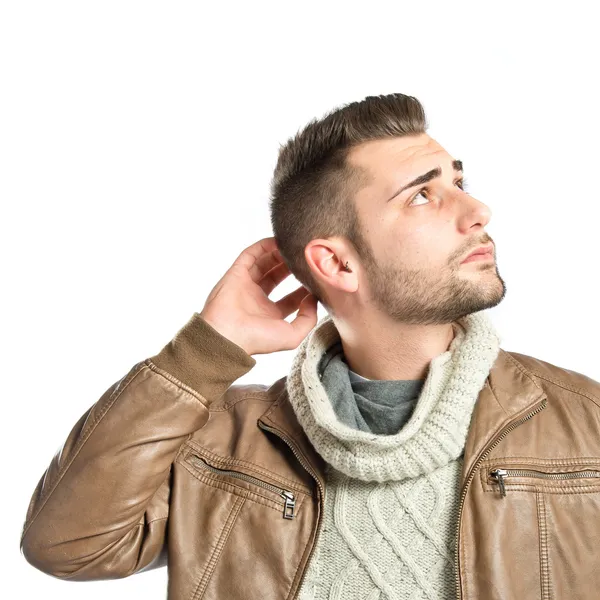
[
  {"left": 505, "top": 350, "right": 600, "bottom": 406},
  {"left": 209, "top": 375, "right": 288, "bottom": 412}
]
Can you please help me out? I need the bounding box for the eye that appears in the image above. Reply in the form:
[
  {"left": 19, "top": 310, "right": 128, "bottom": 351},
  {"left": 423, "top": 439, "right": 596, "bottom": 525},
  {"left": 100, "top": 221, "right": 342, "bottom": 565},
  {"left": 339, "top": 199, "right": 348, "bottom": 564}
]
[
  {"left": 408, "top": 178, "right": 469, "bottom": 207},
  {"left": 409, "top": 190, "right": 429, "bottom": 206}
]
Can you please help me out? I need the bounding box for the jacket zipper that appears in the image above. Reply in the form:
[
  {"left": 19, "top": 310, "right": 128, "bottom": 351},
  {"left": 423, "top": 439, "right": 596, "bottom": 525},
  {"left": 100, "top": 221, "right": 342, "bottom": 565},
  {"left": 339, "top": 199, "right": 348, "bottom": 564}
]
[
  {"left": 489, "top": 466, "right": 600, "bottom": 498},
  {"left": 453, "top": 397, "right": 548, "bottom": 600},
  {"left": 257, "top": 420, "right": 325, "bottom": 599},
  {"left": 188, "top": 453, "right": 297, "bottom": 519}
]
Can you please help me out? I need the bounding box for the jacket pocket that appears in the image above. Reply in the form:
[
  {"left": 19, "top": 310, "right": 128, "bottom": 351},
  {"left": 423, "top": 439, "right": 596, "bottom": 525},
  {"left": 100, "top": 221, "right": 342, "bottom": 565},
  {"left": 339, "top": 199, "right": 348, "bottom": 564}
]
[
  {"left": 184, "top": 451, "right": 298, "bottom": 520},
  {"left": 481, "top": 459, "right": 600, "bottom": 600},
  {"left": 487, "top": 465, "right": 600, "bottom": 498}
]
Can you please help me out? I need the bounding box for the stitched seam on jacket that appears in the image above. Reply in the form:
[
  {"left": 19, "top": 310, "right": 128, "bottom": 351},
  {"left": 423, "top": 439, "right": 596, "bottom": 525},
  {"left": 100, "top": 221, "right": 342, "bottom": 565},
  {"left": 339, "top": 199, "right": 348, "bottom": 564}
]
[
  {"left": 211, "top": 393, "right": 273, "bottom": 412},
  {"left": 184, "top": 442, "right": 313, "bottom": 494},
  {"left": 502, "top": 351, "right": 544, "bottom": 389},
  {"left": 190, "top": 495, "right": 245, "bottom": 600},
  {"left": 537, "top": 491, "right": 551, "bottom": 599},
  {"left": 261, "top": 410, "right": 324, "bottom": 492},
  {"left": 260, "top": 388, "right": 286, "bottom": 420},
  {"left": 458, "top": 504, "right": 467, "bottom": 600},
  {"left": 484, "top": 377, "right": 511, "bottom": 417},
  {"left": 482, "top": 456, "right": 600, "bottom": 466},
  {"left": 144, "top": 358, "right": 211, "bottom": 409},
  {"left": 180, "top": 459, "right": 304, "bottom": 514},
  {"left": 458, "top": 391, "right": 548, "bottom": 600},
  {"left": 529, "top": 373, "right": 600, "bottom": 408},
  {"left": 484, "top": 485, "right": 600, "bottom": 495},
  {"left": 505, "top": 352, "right": 600, "bottom": 406},
  {"left": 287, "top": 512, "right": 317, "bottom": 600},
  {"left": 479, "top": 458, "right": 600, "bottom": 491}
]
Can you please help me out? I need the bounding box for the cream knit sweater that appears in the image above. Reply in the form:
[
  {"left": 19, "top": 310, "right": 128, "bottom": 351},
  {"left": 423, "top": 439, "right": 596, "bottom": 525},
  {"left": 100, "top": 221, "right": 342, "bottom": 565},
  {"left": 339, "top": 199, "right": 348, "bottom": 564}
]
[{"left": 286, "top": 310, "right": 501, "bottom": 600}]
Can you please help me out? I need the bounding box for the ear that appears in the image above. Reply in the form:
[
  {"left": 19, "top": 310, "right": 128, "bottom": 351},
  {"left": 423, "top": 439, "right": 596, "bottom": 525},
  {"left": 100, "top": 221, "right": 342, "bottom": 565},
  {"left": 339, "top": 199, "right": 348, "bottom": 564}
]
[{"left": 304, "top": 238, "right": 358, "bottom": 294}]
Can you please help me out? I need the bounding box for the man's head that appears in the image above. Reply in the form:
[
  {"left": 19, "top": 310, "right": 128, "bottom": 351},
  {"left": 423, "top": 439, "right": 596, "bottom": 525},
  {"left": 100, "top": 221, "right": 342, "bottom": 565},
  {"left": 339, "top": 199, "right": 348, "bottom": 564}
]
[{"left": 269, "top": 93, "right": 506, "bottom": 325}]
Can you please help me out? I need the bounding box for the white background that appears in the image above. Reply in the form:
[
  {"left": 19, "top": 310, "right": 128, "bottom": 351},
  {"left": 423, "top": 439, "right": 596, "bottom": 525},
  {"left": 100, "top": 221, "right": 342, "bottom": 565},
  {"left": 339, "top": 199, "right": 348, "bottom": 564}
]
[{"left": 2, "top": 1, "right": 599, "bottom": 597}]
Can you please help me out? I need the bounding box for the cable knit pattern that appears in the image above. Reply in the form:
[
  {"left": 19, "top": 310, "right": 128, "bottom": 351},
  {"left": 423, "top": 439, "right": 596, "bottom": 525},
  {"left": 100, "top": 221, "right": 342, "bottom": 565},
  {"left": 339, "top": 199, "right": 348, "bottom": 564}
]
[
  {"left": 299, "top": 461, "right": 464, "bottom": 600},
  {"left": 286, "top": 310, "right": 502, "bottom": 600}
]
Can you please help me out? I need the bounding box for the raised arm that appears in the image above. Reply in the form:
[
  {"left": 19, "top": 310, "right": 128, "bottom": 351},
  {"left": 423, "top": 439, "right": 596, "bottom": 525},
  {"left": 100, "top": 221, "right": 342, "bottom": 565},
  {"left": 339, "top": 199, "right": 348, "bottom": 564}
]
[
  {"left": 19, "top": 312, "right": 257, "bottom": 580},
  {"left": 20, "top": 235, "right": 318, "bottom": 581}
]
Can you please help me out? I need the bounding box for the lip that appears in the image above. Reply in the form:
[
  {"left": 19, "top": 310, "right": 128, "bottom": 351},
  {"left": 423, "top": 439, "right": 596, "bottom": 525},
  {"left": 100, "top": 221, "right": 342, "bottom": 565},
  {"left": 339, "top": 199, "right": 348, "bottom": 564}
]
[
  {"left": 462, "top": 252, "right": 494, "bottom": 263},
  {"left": 461, "top": 244, "right": 495, "bottom": 264}
]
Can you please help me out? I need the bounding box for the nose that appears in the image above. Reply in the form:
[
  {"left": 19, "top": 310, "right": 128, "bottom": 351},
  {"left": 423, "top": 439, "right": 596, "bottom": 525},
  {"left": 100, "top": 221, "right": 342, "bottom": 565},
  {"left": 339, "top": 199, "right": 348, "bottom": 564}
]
[{"left": 459, "top": 193, "right": 492, "bottom": 231}]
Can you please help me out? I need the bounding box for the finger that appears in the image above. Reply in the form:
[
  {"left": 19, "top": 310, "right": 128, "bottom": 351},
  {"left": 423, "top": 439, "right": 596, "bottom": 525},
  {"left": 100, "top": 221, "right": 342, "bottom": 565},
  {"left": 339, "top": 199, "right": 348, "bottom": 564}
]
[
  {"left": 258, "top": 261, "right": 292, "bottom": 296},
  {"left": 286, "top": 293, "right": 319, "bottom": 348},
  {"left": 234, "top": 237, "right": 284, "bottom": 283},
  {"left": 275, "top": 285, "right": 314, "bottom": 318}
]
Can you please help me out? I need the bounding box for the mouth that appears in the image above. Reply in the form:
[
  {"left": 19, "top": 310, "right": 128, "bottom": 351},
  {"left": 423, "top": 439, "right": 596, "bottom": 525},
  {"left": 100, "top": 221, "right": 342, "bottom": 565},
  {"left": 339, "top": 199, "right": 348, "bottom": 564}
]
[
  {"left": 461, "top": 251, "right": 494, "bottom": 264},
  {"left": 461, "top": 244, "right": 495, "bottom": 264}
]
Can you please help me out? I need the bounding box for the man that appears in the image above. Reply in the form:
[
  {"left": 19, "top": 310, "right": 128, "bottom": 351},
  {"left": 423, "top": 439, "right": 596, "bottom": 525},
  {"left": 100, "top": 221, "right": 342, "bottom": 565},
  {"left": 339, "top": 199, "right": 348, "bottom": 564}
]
[{"left": 20, "top": 93, "right": 600, "bottom": 599}]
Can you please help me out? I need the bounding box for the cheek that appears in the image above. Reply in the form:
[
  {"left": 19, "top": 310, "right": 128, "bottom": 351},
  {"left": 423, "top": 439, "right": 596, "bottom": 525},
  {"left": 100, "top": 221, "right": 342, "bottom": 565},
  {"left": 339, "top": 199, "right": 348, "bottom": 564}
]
[
  {"left": 398, "top": 228, "right": 435, "bottom": 264},
  {"left": 398, "top": 231, "right": 453, "bottom": 270},
  {"left": 373, "top": 217, "right": 451, "bottom": 268}
]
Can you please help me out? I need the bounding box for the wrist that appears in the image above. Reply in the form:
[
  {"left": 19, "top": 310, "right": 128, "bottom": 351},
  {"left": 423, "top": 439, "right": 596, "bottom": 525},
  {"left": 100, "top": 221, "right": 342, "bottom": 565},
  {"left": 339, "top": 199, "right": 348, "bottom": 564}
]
[{"left": 199, "top": 312, "right": 253, "bottom": 356}]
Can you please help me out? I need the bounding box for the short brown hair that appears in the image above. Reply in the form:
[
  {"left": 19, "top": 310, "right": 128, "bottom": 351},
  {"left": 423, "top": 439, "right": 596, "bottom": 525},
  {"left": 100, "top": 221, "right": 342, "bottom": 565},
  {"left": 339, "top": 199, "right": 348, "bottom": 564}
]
[{"left": 269, "top": 93, "right": 428, "bottom": 312}]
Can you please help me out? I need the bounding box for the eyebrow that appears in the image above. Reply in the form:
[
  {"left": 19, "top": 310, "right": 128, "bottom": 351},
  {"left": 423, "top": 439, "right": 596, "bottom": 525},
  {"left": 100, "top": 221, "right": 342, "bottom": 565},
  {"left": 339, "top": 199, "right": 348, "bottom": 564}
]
[{"left": 386, "top": 159, "right": 463, "bottom": 202}]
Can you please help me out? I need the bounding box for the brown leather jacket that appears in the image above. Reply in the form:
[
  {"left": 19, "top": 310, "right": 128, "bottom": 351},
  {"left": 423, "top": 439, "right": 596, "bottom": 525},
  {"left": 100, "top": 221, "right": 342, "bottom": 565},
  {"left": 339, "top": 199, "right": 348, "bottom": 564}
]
[{"left": 20, "top": 312, "right": 600, "bottom": 599}]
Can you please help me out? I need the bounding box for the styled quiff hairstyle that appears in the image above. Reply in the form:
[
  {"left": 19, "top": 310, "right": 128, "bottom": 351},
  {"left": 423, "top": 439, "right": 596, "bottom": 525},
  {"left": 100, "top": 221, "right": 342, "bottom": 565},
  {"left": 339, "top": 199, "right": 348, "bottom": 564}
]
[{"left": 269, "top": 92, "right": 428, "bottom": 313}]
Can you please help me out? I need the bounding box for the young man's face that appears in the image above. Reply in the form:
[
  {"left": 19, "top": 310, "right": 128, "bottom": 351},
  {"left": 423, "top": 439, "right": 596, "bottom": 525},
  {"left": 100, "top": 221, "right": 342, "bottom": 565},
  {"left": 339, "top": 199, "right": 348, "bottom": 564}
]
[{"left": 346, "top": 133, "right": 506, "bottom": 324}]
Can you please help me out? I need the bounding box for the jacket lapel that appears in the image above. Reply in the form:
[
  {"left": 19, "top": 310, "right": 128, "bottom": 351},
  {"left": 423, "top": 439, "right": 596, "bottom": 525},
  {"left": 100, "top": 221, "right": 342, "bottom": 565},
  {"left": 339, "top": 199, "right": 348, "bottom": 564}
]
[
  {"left": 461, "top": 348, "right": 547, "bottom": 481},
  {"left": 259, "top": 377, "right": 328, "bottom": 491}
]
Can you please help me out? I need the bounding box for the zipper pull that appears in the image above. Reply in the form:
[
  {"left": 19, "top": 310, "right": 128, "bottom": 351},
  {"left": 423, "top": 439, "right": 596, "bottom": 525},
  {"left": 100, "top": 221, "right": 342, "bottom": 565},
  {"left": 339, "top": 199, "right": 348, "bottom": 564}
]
[
  {"left": 490, "top": 468, "right": 508, "bottom": 497},
  {"left": 281, "top": 490, "right": 296, "bottom": 519}
]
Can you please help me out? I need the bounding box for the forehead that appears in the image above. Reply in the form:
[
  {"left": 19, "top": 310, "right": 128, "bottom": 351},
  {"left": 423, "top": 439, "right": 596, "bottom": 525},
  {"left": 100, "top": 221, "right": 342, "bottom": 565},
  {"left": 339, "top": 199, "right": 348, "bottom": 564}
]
[{"left": 348, "top": 134, "right": 451, "bottom": 187}]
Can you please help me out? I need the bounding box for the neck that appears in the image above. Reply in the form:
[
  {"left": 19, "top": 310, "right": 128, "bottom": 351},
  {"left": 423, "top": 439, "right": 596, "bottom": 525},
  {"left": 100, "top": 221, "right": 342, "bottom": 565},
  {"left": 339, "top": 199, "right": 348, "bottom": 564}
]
[
  {"left": 333, "top": 313, "right": 457, "bottom": 381},
  {"left": 284, "top": 308, "right": 502, "bottom": 481}
]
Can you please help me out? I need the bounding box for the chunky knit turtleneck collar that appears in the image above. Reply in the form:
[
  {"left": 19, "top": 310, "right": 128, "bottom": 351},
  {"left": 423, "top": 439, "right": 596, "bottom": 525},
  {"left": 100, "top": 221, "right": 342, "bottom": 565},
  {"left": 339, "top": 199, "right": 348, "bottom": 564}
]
[{"left": 285, "top": 310, "right": 502, "bottom": 483}]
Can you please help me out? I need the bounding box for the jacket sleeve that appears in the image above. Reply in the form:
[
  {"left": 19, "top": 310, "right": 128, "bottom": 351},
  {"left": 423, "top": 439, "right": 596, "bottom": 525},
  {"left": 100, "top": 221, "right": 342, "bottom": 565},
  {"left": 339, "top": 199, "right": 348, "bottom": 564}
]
[{"left": 19, "top": 312, "right": 257, "bottom": 581}]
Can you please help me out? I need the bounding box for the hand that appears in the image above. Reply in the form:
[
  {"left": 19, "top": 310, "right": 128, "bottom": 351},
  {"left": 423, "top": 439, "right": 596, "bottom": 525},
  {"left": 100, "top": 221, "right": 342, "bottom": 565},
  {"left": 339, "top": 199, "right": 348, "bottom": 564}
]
[{"left": 200, "top": 236, "right": 319, "bottom": 356}]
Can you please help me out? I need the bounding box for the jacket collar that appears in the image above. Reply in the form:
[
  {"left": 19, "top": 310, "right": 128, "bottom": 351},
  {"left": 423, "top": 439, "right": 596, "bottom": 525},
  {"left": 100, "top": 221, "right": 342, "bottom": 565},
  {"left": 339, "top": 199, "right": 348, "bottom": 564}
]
[
  {"left": 258, "top": 347, "right": 547, "bottom": 490},
  {"left": 461, "top": 347, "right": 547, "bottom": 478}
]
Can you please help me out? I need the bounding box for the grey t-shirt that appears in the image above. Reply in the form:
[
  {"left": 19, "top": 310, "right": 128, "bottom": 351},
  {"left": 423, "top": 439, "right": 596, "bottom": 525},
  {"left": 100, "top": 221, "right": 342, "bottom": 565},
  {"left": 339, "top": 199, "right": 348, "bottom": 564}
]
[{"left": 318, "top": 340, "right": 424, "bottom": 436}]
